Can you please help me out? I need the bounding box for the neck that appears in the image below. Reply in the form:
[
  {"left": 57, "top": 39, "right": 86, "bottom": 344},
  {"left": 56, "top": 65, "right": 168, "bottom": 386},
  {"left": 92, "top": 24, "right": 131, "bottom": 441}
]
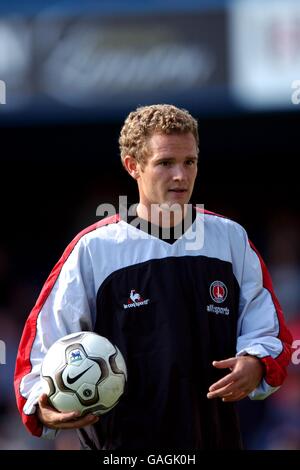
[{"left": 136, "top": 203, "right": 188, "bottom": 227}]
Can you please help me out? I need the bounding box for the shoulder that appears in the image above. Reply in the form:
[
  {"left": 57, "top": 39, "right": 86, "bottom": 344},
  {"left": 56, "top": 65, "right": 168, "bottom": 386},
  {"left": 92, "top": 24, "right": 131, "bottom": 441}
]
[
  {"left": 61, "top": 214, "right": 122, "bottom": 261},
  {"left": 196, "top": 206, "right": 245, "bottom": 231},
  {"left": 195, "top": 206, "right": 248, "bottom": 245},
  {"left": 75, "top": 214, "right": 121, "bottom": 244}
]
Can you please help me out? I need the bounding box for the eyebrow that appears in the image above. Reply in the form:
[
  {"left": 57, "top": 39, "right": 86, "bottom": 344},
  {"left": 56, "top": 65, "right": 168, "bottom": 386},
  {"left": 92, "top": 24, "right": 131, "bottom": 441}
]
[{"left": 155, "top": 156, "right": 198, "bottom": 162}]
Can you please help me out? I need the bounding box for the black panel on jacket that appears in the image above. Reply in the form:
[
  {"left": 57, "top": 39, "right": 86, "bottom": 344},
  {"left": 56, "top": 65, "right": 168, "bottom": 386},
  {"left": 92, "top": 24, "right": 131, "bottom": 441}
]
[{"left": 77, "top": 255, "right": 241, "bottom": 449}]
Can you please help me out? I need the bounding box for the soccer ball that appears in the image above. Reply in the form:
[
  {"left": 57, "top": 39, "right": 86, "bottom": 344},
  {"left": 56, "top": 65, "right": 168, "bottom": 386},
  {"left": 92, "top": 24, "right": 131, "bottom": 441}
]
[{"left": 41, "top": 331, "right": 127, "bottom": 416}]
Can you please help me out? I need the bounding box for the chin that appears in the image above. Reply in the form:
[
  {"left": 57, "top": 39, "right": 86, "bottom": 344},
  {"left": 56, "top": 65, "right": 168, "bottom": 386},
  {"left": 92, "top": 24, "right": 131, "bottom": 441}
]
[{"left": 164, "top": 200, "right": 186, "bottom": 211}]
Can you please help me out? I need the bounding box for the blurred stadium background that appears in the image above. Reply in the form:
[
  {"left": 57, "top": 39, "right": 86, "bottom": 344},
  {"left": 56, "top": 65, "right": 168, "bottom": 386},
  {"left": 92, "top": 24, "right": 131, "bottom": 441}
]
[{"left": 0, "top": 0, "right": 299, "bottom": 450}]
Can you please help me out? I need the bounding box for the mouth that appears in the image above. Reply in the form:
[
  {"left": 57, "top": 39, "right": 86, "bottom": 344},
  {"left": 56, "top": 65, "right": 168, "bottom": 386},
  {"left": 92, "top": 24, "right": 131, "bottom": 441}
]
[
  {"left": 168, "top": 189, "right": 188, "bottom": 193},
  {"left": 167, "top": 189, "right": 188, "bottom": 200}
]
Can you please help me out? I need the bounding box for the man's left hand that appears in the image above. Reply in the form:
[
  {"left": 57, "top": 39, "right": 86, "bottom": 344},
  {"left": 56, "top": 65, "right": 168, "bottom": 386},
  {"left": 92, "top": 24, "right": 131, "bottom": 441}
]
[{"left": 207, "top": 355, "right": 264, "bottom": 402}]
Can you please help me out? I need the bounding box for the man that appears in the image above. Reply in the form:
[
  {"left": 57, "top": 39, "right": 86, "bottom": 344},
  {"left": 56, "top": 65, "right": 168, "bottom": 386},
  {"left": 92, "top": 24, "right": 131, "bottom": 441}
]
[{"left": 14, "top": 104, "right": 292, "bottom": 449}]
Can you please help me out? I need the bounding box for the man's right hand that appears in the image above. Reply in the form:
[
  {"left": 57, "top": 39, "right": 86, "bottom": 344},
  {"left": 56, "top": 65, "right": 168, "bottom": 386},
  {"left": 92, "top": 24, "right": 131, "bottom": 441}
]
[{"left": 37, "top": 394, "right": 99, "bottom": 430}]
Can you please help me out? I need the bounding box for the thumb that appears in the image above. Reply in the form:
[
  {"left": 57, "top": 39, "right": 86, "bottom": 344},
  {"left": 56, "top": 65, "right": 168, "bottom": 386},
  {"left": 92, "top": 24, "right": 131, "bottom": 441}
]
[
  {"left": 212, "top": 357, "right": 237, "bottom": 369},
  {"left": 38, "top": 393, "right": 49, "bottom": 407}
]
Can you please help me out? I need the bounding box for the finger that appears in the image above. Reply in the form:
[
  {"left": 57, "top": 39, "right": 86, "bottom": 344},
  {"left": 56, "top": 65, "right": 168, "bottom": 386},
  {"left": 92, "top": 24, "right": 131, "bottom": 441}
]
[
  {"left": 209, "top": 373, "right": 235, "bottom": 392},
  {"left": 212, "top": 358, "right": 237, "bottom": 369},
  {"left": 38, "top": 395, "right": 82, "bottom": 423},
  {"left": 38, "top": 407, "right": 81, "bottom": 426},
  {"left": 54, "top": 410, "right": 82, "bottom": 423},
  {"left": 38, "top": 393, "right": 49, "bottom": 407},
  {"left": 207, "top": 382, "right": 240, "bottom": 399},
  {"left": 38, "top": 394, "right": 70, "bottom": 415},
  {"left": 52, "top": 414, "right": 99, "bottom": 430},
  {"left": 222, "top": 391, "right": 247, "bottom": 403}
]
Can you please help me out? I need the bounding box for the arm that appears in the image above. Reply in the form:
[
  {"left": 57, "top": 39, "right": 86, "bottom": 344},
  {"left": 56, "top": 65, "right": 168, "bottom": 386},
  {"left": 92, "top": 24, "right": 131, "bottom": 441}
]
[
  {"left": 208, "top": 225, "right": 292, "bottom": 402},
  {"left": 14, "top": 234, "right": 96, "bottom": 437}
]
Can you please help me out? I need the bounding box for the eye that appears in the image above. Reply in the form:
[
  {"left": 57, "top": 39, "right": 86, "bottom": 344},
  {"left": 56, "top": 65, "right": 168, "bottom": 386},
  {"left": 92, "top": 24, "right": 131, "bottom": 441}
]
[
  {"left": 159, "top": 161, "right": 172, "bottom": 167},
  {"left": 185, "top": 159, "right": 196, "bottom": 166}
]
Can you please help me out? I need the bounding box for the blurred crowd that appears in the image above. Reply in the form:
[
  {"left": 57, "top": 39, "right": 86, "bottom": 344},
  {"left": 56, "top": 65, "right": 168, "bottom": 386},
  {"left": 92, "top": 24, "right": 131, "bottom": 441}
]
[{"left": 238, "top": 210, "right": 300, "bottom": 450}]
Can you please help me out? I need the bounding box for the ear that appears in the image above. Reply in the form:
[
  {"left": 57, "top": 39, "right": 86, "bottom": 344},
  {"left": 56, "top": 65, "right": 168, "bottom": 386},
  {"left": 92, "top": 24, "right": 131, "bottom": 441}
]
[{"left": 123, "top": 155, "right": 140, "bottom": 180}]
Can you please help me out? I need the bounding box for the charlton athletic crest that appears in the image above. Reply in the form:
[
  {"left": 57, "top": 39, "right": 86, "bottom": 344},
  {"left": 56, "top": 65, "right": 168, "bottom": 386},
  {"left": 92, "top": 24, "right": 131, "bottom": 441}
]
[{"left": 210, "top": 281, "right": 228, "bottom": 304}]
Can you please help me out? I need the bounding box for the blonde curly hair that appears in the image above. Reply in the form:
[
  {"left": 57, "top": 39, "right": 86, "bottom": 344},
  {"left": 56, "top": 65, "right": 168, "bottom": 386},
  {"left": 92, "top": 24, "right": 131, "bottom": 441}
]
[{"left": 119, "top": 104, "right": 199, "bottom": 168}]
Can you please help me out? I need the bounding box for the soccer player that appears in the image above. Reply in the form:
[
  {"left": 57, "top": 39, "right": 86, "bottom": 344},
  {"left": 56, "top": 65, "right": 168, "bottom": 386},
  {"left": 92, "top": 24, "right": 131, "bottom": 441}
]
[{"left": 14, "top": 104, "right": 292, "bottom": 449}]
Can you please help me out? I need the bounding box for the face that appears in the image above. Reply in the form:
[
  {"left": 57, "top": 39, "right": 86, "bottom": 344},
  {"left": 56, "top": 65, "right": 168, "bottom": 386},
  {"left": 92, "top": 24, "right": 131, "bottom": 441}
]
[{"left": 135, "top": 132, "right": 198, "bottom": 215}]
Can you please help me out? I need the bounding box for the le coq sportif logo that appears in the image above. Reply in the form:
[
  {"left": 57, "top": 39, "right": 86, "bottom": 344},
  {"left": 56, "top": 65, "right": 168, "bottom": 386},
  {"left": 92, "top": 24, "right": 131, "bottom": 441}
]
[{"left": 123, "top": 289, "right": 150, "bottom": 309}]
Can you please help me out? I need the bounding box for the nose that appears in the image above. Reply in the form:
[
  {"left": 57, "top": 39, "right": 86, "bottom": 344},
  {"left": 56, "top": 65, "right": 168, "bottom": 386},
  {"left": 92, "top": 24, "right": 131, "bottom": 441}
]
[{"left": 172, "top": 164, "right": 187, "bottom": 181}]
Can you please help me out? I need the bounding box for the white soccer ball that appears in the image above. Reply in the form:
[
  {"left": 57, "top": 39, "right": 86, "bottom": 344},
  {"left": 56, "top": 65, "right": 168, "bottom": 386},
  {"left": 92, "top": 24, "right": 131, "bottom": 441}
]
[{"left": 41, "top": 332, "right": 127, "bottom": 416}]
